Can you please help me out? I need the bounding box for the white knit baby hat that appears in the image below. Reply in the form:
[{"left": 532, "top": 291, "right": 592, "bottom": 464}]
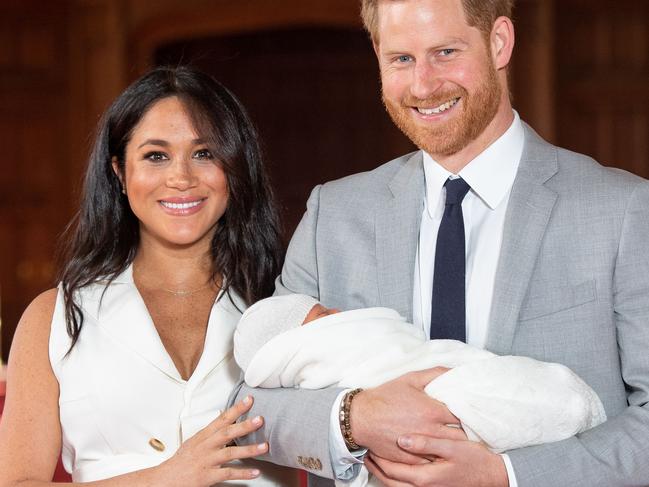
[{"left": 234, "top": 294, "right": 320, "bottom": 371}]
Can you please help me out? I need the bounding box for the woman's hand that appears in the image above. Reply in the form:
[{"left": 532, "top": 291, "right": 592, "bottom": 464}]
[{"left": 155, "top": 395, "right": 268, "bottom": 486}]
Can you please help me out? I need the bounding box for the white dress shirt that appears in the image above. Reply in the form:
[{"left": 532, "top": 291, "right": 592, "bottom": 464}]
[
  {"left": 413, "top": 111, "right": 523, "bottom": 344},
  {"left": 330, "top": 111, "right": 524, "bottom": 486}
]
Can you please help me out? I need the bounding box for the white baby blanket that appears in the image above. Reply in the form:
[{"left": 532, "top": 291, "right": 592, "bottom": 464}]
[{"left": 236, "top": 307, "right": 606, "bottom": 486}]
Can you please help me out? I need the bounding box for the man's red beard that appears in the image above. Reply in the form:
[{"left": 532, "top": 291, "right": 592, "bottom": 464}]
[{"left": 382, "top": 62, "right": 502, "bottom": 158}]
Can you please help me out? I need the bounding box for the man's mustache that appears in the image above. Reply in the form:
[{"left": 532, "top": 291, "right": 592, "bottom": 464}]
[{"left": 400, "top": 91, "right": 465, "bottom": 108}]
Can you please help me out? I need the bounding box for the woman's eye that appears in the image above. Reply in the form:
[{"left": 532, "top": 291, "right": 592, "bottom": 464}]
[
  {"left": 194, "top": 149, "right": 214, "bottom": 160},
  {"left": 144, "top": 151, "right": 167, "bottom": 162}
]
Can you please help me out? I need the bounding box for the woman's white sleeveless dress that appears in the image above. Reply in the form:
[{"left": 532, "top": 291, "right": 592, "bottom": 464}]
[{"left": 49, "top": 265, "right": 297, "bottom": 485}]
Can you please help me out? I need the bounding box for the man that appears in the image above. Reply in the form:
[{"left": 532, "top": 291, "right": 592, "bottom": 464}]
[{"left": 236, "top": 0, "right": 649, "bottom": 485}]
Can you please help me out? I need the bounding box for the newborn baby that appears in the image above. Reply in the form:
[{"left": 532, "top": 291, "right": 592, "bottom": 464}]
[{"left": 234, "top": 295, "right": 606, "bottom": 485}]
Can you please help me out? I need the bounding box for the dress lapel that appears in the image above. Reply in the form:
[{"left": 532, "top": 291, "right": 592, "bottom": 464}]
[
  {"left": 86, "top": 266, "right": 243, "bottom": 384},
  {"left": 86, "top": 266, "right": 183, "bottom": 382},
  {"left": 486, "top": 124, "right": 559, "bottom": 354},
  {"left": 188, "top": 289, "right": 244, "bottom": 387},
  {"left": 375, "top": 152, "right": 425, "bottom": 322}
]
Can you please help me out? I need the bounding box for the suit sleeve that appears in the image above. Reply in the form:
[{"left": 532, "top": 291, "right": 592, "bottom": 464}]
[
  {"left": 507, "top": 180, "right": 649, "bottom": 486},
  {"left": 233, "top": 185, "right": 344, "bottom": 479},
  {"left": 273, "top": 185, "right": 322, "bottom": 298}
]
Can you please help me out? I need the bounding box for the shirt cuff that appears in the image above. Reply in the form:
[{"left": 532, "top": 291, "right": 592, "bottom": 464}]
[
  {"left": 328, "top": 389, "right": 367, "bottom": 481},
  {"left": 500, "top": 453, "right": 518, "bottom": 487}
]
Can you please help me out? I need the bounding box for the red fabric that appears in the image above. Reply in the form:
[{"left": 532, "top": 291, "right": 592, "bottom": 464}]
[{"left": 53, "top": 460, "right": 72, "bottom": 481}]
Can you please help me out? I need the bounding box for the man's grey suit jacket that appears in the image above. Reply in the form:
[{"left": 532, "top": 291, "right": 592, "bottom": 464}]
[{"left": 239, "top": 124, "right": 649, "bottom": 487}]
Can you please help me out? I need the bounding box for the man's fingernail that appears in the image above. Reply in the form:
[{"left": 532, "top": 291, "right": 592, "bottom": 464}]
[
  {"left": 399, "top": 436, "right": 413, "bottom": 448},
  {"left": 244, "top": 395, "right": 252, "bottom": 405},
  {"left": 252, "top": 415, "right": 263, "bottom": 425}
]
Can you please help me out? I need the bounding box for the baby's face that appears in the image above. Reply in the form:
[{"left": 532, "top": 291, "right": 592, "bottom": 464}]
[{"left": 302, "top": 304, "right": 341, "bottom": 325}]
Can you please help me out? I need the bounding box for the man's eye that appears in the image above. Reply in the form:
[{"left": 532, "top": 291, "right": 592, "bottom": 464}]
[
  {"left": 144, "top": 151, "right": 167, "bottom": 161},
  {"left": 396, "top": 55, "right": 413, "bottom": 63},
  {"left": 440, "top": 49, "right": 456, "bottom": 56},
  {"left": 194, "top": 149, "right": 214, "bottom": 160}
]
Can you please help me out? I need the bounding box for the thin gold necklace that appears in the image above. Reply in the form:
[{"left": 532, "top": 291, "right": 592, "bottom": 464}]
[
  {"left": 160, "top": 281, "right": 212, "bottom": 297},
  {"left": 133, "top": 266, "right": 215, "bottom": 297}
]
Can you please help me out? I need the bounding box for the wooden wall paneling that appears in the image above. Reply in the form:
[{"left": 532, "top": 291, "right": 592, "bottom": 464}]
[
  {"left": 555, "top": 0, "right": 649, "bottom": 177},
  {"left": 127, "top": 0, "right": 363, "bottom": 72},
  {"left": 0, "top": 1, "right": 74, "bottom": 361},
  {"left": 510, "top": 0, "right": 556, "bottom": 142},
  {"left": 0, "top": 219, "right": 16, "bottom": 361},
  {"left": 0, "top": 121, "right": 20, "bottom": 199},
  {"left": 68, "top": 0, "right": 130, "bottom": 193},
  {"left": 0, "top": 19, "right": 16, "bottom": 68}
]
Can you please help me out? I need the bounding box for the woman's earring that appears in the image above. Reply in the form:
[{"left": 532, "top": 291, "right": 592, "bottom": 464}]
[{"left": 122, "top": 188, "right": 126, "bottom": 195}]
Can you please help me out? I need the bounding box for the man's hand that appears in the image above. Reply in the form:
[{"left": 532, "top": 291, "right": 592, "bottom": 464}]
[
  {"left": 350, "top": 368, "right": 466, "bottom": 463},
  {"left": 366, "top": 435, "right": 509, "bottom": 487}
]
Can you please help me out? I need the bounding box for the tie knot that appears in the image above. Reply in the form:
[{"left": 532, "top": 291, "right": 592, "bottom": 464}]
[{"left": 444, "top": 178, "right": 471, "bottom": 205}]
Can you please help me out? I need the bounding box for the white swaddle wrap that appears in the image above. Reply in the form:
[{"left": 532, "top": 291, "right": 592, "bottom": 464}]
[{"left": 235, "top": 306, "right": 606, "bottom": 486}]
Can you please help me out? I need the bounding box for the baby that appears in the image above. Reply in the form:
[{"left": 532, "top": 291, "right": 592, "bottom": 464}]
[{"left": 234, "top": 295, "right": 606, "bottom": 486}]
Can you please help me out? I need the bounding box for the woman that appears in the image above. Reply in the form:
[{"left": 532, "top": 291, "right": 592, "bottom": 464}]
[{"left": 0, "top": 66, "right": 294, "bottom": 486}]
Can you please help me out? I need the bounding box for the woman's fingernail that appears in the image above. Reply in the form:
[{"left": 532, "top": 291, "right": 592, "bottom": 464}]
[
  {"left": 250, "top": 469, "right": 260, "bottom": 477},
  {"left": 252, "top": 416, "right": 262, "bottom": 425},
  {"left": 398, "top": 436, "right": 413, "bottom": 448},
  {"left": 257, "top": 442, "right": 268, "bottom": 451},
  {"left": 243, "top": 395, "right": 252, "bottom": 405}
]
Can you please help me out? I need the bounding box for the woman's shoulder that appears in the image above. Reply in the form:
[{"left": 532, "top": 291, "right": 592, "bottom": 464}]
[
  {"left": 8, "top": 288, "right": 59, "bottom": 369},
  {"left": 19, "top": 288, "right": 59, "bottom": 332}
]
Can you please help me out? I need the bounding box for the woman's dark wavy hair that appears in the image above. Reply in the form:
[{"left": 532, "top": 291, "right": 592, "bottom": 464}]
[{"left": 58, "top": 66, "right": 284, "bottom": 350}]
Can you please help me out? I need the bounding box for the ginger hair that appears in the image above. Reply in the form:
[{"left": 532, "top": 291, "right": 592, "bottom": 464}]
[{"left": 360, "top": 0, "right": 515, "bottom": 41}]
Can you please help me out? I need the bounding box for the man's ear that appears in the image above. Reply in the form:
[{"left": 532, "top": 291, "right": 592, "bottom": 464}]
[{"left": 490, "top": 16, "right": 515, "bottom": 70}]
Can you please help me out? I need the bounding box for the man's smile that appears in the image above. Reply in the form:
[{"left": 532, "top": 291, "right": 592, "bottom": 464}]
[{"left": 413, "top": 97, "right": 461, "bottom": 116}]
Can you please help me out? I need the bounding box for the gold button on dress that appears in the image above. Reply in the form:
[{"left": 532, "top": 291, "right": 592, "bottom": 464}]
[{"left": 148, "top": 438, "right": 165, "bottom": 452}]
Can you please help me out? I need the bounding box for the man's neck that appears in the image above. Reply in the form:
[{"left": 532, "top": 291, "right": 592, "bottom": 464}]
[{"left": 433, "top": 106, "right": 515, "bottom": 174}]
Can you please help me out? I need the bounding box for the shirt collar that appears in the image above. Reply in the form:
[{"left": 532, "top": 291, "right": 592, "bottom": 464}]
[{"left": 423, "top": 110, "right": 524, "bottom": 217}]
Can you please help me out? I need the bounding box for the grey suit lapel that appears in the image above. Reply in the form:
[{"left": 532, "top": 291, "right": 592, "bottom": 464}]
[
  {"left": 487, "top": 125, "right": 559, "bottom": 354},
  {"left": 375, "top": 152, "right": 425, "bottom": 322}
]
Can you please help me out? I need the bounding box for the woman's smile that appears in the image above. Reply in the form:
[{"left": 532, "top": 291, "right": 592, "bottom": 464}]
[{"left": 158, "top": 196, "right": 208, "bottom": 215}]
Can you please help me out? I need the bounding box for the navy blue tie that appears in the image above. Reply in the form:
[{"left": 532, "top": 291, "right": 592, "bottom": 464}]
[{"left": 430, "top": 178, "right": 471, "bottom": 341}]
